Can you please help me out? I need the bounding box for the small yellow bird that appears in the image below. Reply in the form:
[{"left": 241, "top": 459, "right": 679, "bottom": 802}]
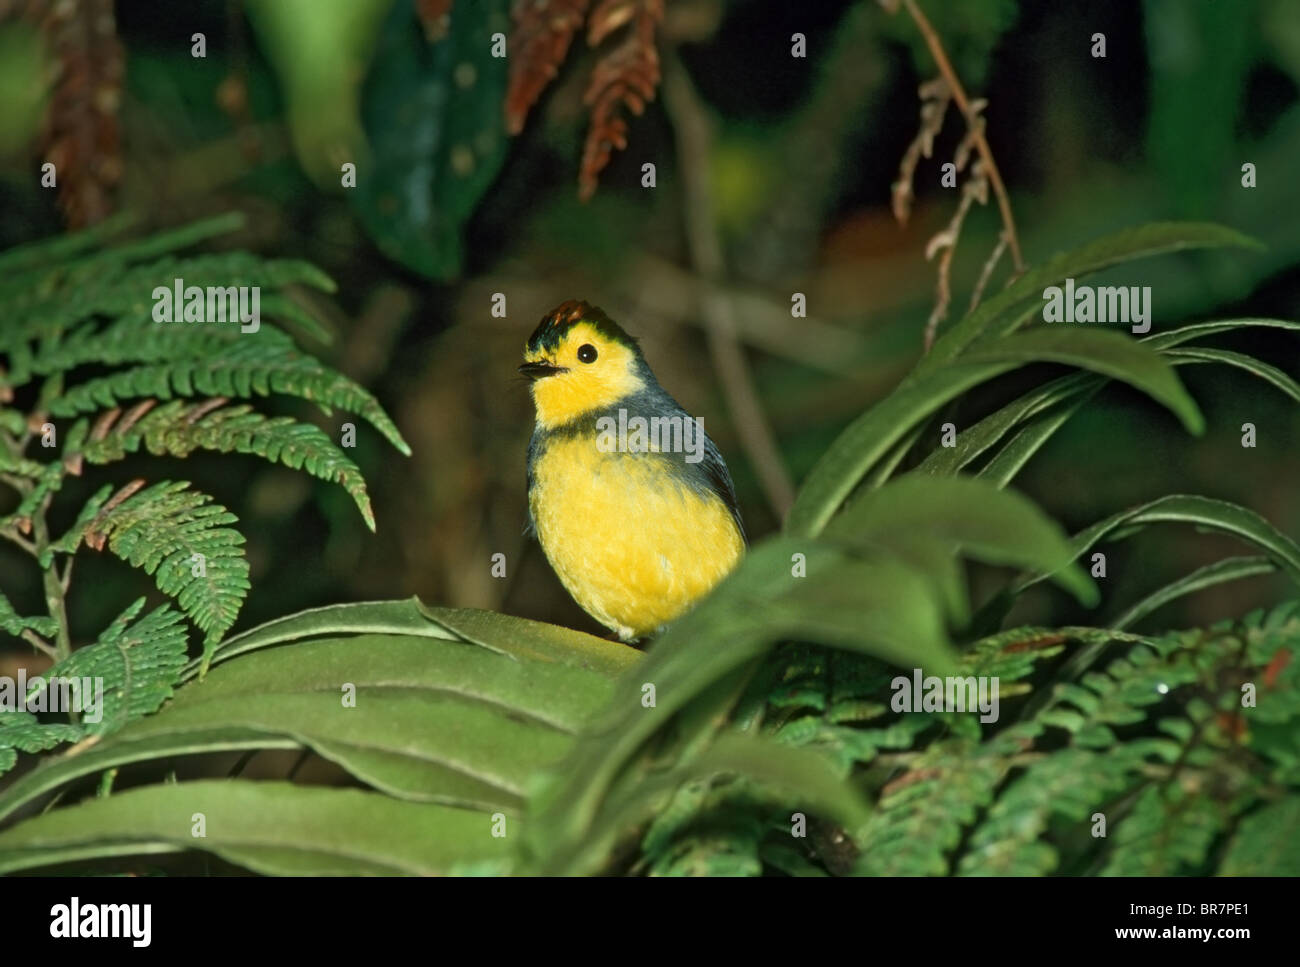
[{"left": 520, "top": 300, "right": 745, "bottom": 641}]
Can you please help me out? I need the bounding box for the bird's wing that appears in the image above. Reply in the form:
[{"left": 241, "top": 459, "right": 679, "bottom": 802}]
[
  {"left": 697, "top": 427, "right": 746, "bottom": 543},
  {"left": 524, "top": 428, "right": 541, "bottom": 537}
]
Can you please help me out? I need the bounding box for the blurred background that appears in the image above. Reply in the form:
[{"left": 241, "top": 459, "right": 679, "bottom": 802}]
[{"left": 1, "top": 0, "right": 1298, "bottom": 662}]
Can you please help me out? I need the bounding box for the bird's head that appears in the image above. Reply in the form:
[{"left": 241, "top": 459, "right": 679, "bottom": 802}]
[{"left": 520, "top": 300, "right": 650, "bottom": 428}]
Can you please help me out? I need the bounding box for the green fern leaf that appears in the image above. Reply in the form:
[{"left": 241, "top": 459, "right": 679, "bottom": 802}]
[
  {"left": 1101, "top": 784, "right": 1223, "bottom": 876},
  {"left": 0, "top": 463, "right": 66, "bottom": 533},
  {"left": 1, "top": 249, "right": 333, "bottom": 351},
  {"left": 84, "top": 481, "right": 249, "bottom": 652},
  {"left": 22, "top": 314, "right": 298, "bottom": 381},
  {"left": 45, "top": 599, "right": 189, "bottom": 736},
  {"left": 959, "top": 747, "right": 1138, "bottom": 875},
  {"left": 48, "top": 348, "right": 408, "bottom": 456},
  {"left": 80, "top": 400, "right": 377, "bottom": 529},
  {"left": 0, "top": 711, "right": 84, "bottom": 777},
  {"left": 0, "top": 589, "right": 58, "bottom": 640},
  {"left": 854, "top": 737, "right": 1011, "bottom": 876},
  {"left": 1219, "top": 797, "right": 1300, "bottom": 875}
]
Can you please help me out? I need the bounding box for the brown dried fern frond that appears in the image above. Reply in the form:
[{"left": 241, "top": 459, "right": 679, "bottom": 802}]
[
  {"left": 503, "top": 0, "right": 663, "bottom": 201},
  {"left": 881, "top": 0, "right": 1024, "bottom": 352},
  {"left": 6, "top": 0, "right": 126, "bottom": 228},
  {"left": 579, "top": 0, "right": 662, "bottom": 201},
  {"left": 504, "top": 0, "right": 591, "bottom": 135}
]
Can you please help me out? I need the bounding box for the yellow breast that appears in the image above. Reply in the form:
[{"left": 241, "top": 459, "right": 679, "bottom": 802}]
[{"left": 529, "top": 433, "right": 744, "bottom": 640}]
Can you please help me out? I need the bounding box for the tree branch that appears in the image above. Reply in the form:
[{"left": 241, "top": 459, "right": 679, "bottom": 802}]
[
  {"left": 661, "top": 52, "right": 795, "bottom": 520},
  {"left": 898, "top": 0, "right": 1025, "bottom": 275}
]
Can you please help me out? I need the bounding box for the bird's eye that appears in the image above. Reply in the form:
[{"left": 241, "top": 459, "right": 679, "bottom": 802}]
[{"left": 577, "top": 344, "right": 598, "bottom": 363}]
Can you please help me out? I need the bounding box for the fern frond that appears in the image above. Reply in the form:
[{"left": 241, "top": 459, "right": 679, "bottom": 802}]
[
  {"left": 79, "top": 400, "right": 377, "bottom": 529},
  {"left": 1220, "top": 797, "right": 1300, "bottom": 875},
  {"left": 0, "top": 712, "right": 84, "bottom": 777},
  {"left": 0, "top": 590, "right": 58, "bottom": 641},
  {"left": 959, "top": 747, "right": 1140, "bottom": 875},
  {"left": 854, "top": 734, "right": 1020, "bottom": 876},
  {"left": 47, "top": 345, "right": 409, "bottom": 456},
  {"left": 1101, "top": 784, "right": 1224, "bottom": 876},
  {"left": 22, "top": 315, "right": 298, "bottom": 380},
  {"left": 42, "top": 484, "right": 112, "bottom": 566},
  {"left": 79, "top": 480, "right": 249, "bottom": 651},
  {"left": 46, "top": 598, "right": 189, "bottom": 736},
  {"left": 0, "top": 463, "right": 67, "bottom": 533},
  {"left": 0, "top": 250, "right": 334, "bottom": 351},
  {"left": 0, "top": 211, "right": 139, "bottom": 276}
]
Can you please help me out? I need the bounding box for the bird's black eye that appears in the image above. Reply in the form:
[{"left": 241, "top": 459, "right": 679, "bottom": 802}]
[{"left": 577, "top": 344, "right": 598, "bottom": 363}]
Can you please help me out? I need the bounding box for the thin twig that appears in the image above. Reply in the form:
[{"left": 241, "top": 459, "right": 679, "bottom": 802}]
[
  {"left": 0, "top": 527, "right": 38, "bottom": 555},
  {"left": 31, "top": 502, "right": 72, "bottom": 660},
  {"left": 21, "top": 629, "right": 57, "bottom": 660},
  {"left": 661, "top": 52, "right": 795, "bottom": 519},
  {"left": 891, "top": 76, "right": 949, "bottom": 225},
  {"left": 60, "top": 554, "right": 75, "bottom": 594},
  {"left": 922, "top": 161, "right": 986, "bottom": 351},
  {"left": 923, "top": 244, "right": 956, "bottom": 353},
  {"left": 969, "top": 232, "right": 1008, "bottom": 312},
  {"left": 899, "top": 0, "right": 1024, "bottom": 275}
]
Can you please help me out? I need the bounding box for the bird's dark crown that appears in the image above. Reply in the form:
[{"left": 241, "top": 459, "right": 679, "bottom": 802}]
[{"left": 525, "top": 300, "right": 641, "bottom": 356}]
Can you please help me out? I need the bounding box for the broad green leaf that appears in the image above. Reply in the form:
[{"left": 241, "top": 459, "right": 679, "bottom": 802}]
[
  {"left": 541, "top": 732, "right": 871, "bottom": 875},
  {"left": 1015, "top": 495, "right": 1300, "bottom": 594},
  {"left": 191, "top": 597, "right": 460, "bottom": 678},
  {"left": 1162, "top": 347, "right": 1300, "bottom": 404},
  {"left": 0, "top": 728, "right": 299, "bottom": 826},
  {"left": 350, "top": 0, "right": 511, "bottom": 279},
  {"left": 1111, "top": 556, "right": 1277, "bottom": 630},
  {"left": 524, "top": 538, "right": 954, "bottom": 866},
  {"left": 122, "top": 690, "right": 567, "bottom": 811},
  {"left": 827, "top": 475, "right": 1097, "bottom": 606},
  {"left": 788, "top": 325, "right": 1203, "bottom": 538},
  {"left": 417, "top": 604, "right": 641, "bottom": 678},
  {"left": 963, "top": 328, "right": 1203, "bottom": 434},
  {"left": 787, "top": 359, "right": 1014, "bottom": 538},
  {"left": 0, "top": 780, "right": 512, "bottom": 875},
  {"left": 919, "top": 222, "right": 1262, "bottom": 372},
  {"left": 173, "top": 633, "right": 615, "bottom": 733},
  {"left": 1, "top": 630, "right": 621, "bottom": 822}
]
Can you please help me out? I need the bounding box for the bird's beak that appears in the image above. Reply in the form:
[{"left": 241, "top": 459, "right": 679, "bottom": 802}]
[{"left": 518, "top": 360, "right": 565, "bottom": 380}]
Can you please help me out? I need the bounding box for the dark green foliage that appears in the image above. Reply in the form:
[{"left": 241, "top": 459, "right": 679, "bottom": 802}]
[
  {"left": 1, "top": 220, "right": 1296, "bottom": 877},
  {"left": 0, "top": 216, "right": 406, "bottom": 776},
  {"left": 78, "top": 401, "right": 377, "bottom": 530},
  {"left": 41, "top": 599, "right": 190, "bottom": 738},
  {"left": 634, "top": 603, "right": 1300, "bottom": 877},
  {"left": 79, "top": 481, "right": 249, "bottom": 649},
  {"left": 350, "top": 0, "right": 511, "bottom": 279}
]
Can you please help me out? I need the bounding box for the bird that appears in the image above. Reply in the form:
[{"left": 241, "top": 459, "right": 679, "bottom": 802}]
[{"left": 520, "top": 299, "right": 745, "bottom": 642}]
